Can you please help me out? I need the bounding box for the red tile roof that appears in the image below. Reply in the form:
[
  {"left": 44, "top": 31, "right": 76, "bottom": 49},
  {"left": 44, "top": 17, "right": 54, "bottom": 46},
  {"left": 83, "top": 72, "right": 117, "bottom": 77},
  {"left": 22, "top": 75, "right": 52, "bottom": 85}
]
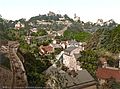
[
  {"left": 96, "top": 68, "right": 120, "bottom": 81},
  {"left": 41, "top": 45, "right": 54, "bottom": 53}
]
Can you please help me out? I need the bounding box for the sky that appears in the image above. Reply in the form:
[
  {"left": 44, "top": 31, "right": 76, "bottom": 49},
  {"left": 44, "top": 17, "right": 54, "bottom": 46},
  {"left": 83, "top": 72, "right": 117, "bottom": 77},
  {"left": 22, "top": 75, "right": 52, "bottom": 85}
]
[{"left": 0, "top": 0, "right": 120, "bottom": 23}]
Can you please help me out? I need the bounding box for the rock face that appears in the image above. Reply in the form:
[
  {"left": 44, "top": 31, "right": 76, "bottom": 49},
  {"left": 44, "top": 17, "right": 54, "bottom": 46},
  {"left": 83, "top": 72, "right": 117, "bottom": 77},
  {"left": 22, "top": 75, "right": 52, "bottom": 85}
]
[
  {"left": 8, "top": 41, "right": 28, "bottom": 88},
  {"left": 0, "top": 41, "right": 28, "bottom": 88},
  {"left": 0, "top": 67, "right": 13, "bottom": 87}
]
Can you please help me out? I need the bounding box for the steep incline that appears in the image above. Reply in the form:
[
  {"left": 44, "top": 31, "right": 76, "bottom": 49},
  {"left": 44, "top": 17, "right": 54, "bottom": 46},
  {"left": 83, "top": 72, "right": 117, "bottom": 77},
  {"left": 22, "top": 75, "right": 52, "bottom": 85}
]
[{"left": 9, "top": 41, "right": 28, "bottom": 88}]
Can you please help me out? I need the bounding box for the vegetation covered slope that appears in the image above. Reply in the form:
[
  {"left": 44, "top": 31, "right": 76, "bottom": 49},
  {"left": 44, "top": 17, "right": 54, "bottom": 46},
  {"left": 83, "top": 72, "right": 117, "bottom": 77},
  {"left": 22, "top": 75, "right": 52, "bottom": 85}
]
[
  {"left": 63, "top": 22, "right": 92, "bottom": 42},
  {"left": 86, "top": 25, "right": 120, "bottom": 53}
]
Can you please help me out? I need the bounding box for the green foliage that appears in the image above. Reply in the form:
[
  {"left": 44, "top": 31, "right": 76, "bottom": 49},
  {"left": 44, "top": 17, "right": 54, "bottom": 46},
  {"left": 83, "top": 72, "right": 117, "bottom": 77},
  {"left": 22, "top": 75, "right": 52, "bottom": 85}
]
[
  {"left": 107, "top": 78, "right": 120, "bottom": 89},
  {"left": 37, "top": 39, "right": 52, "bottom": 46},
  {"left": 86, "top": 29, "right": 105, "bottom": 50},
  {"left": 63, "top": 14, "right": 73, "bottom": 22},
  {"left": 87, "top": 25, "right": 120, "bottom": 53},
  {"left": 107, "top": 58, "right": 115, "bottom": 67},
  {"left": 51, "top": 22, "right": 66, "bottom": 31},
  {"left": 107, "top": 57, "right": 119, "bottom": 68},
  {"left": 54, "top": 48, "right": 63, "bottom": 55},
  {"left": 63, "top": 30, "right": 91, "bottom": 42},
  {"left": 63, "top": 22, "right": 91, "bottom": 42},
  {"left": 78, "top": 50, "right": 98, "bottom": 77},
  {"left": 105, "top": 25, "right": 120, "bottom": 53},
  {"left": 20, "top": 51, "right": 52, "bottom": 87},
  {"left": 29, "top": 14, "right": 60, "bottom": 22},
  {"left": 19, "top": 42, "right": 31, "bottom": 53},
  {"left": 18, "top": 39, "right": 52, "bottom": 87},
  {"left": 0, "top": 27, "right": 27, "bottom": 41},
  {"left": 28, "top": 72, "right": 47, "bottom": 87},
  {"left": 63, "top": 30, "right": 74, "bottom": 40},
  {"left": 74, "top": 32, "right": 92, "bottom": 42},
  {"left": 0, "top": 18, "right": 8, "bottom": 30},
  {"left": 111, "top": 82, "right": 120, "bottom": 89},
  {"left": 67, "top": 22, "right": 83, "bottom": 32},
  {"left": 0, "top": 52, "right": 11, "bottom": 69},
  {"left": 31, "top": 29, "right": 47, "bottom": 36},
  {"left": 84, "top": 22, "right": 93, "bottom": 29}
]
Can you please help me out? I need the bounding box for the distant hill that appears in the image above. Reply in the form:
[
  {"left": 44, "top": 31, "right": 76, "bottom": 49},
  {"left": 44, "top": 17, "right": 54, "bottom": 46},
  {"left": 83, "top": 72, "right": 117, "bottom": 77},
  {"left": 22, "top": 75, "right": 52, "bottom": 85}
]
[
  {"left": 0, "top": 12, "right": 118, "bottom": 42},
  {"left": 83, "top": 19, "right": 117, "bottom": 33}
]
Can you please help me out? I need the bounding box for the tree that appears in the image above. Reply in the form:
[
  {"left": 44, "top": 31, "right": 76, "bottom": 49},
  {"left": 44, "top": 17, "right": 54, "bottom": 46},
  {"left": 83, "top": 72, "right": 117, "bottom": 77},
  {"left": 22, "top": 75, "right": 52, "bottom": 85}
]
[
  {"left": 78, "top": 50, "right": 98, "bottom": 77},
  {"left": 63, "top": 14, "right": 73, "bottom": 22},
  {"left": 87, "top": 25, "right": 120, "bottom": 53},
  {"left": 63, "top": 30, "right": 91, "bottom": 42},
  {"left": 19, "top": 50, "right": 52, "bottom": 87},
  {"left": 107, "top": 77, "right": 120, "bottom": 89},
  {"left": 107, "top": 58, "right": 115, "bottom": 67}
]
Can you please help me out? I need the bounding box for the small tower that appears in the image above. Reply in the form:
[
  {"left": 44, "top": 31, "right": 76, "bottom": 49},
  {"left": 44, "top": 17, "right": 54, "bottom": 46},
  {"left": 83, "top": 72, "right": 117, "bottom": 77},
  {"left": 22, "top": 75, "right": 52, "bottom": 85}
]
[
  {"left": 74, "top": 13, "right": 80, "bottom": 22},
  {"left": 74, "top": 13, "right": 77, "bottom": 19}
]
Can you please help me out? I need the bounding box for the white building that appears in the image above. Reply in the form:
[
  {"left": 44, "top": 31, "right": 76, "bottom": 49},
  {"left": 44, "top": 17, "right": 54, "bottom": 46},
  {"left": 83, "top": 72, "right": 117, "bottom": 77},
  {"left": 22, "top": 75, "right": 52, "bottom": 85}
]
[
  {"left": 67, "top": 40, "right": 79, "bottom": 48},
  {"left": 96, "top": 19, "right": 104, "bottom": 26},
  {"left": 62, "top": 47, "right": 82, "bottom": 71},
  {"left": 30, "top": 28, "right": 37, "bottom": 33},
  {"left": 15, "top": 21, "right": 25, "bottom": 30}
]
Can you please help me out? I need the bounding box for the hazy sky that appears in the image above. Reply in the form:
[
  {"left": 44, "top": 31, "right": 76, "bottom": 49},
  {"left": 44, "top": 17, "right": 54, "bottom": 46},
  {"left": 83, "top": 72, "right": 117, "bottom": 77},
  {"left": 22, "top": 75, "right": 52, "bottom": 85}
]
[{"left": 0, "top": 0, "right": 120, "bottom": 23}]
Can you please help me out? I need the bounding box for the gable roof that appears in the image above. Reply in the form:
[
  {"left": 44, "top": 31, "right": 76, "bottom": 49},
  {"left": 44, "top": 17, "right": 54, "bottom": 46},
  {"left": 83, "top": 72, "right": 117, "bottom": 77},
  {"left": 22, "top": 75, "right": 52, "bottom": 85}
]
[
  {"left": 41, "top": 45, "right": 54, "bottom": 52},
  {"left": 64, "top": 47, "right": 77, "bottom": 53},
  {"left": 96, "top": 68, "right": 120, "bottom": 81},
  {"left": 68, "top": 40, "right": 79, "bottom": 44},
  {"left": 74, "top": 53, "right": 81, "bottom": 59},
  {"left": 51, "top": 44, "right": 62, "bottom": 48},
  {"left": 45, "top": 66, "right": 96, "bottom": 89}
]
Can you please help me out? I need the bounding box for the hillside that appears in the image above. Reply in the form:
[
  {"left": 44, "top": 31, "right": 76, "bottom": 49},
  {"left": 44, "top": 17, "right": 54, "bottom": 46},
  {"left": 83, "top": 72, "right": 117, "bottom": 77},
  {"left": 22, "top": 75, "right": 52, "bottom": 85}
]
[
  {"left": 86, "top": 25, "right": 120, "bottom": 54},
  {"left": 0, "top": 12, "right": 120, "bottom": 88}
]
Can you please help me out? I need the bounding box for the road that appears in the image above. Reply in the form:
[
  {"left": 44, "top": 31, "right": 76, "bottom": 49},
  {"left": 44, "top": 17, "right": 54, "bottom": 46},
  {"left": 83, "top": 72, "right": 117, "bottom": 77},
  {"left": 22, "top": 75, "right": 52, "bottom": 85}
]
[
  {"left": 57, "top": 23, "right": 71, "bottom": 36},
  {"left": 35, "top": 23, "right": 71, "bottom": 40}
]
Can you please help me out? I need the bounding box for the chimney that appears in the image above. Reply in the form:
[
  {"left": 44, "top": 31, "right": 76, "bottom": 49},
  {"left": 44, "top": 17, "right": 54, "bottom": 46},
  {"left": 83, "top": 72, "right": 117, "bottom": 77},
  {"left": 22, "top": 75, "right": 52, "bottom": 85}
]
[{"left": 119, "top": 54, "right": 120, "bottom": 69}]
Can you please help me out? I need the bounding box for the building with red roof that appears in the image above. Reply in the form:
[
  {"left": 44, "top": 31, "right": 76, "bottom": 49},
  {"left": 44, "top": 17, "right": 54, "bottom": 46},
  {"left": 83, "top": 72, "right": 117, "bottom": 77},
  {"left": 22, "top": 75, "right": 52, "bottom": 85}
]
[
  {"left": 96, "top": 67, "right": 120, "bottom": 84},
  {"left": 39, "top": 45, "right": 54, "bottom": 55}
]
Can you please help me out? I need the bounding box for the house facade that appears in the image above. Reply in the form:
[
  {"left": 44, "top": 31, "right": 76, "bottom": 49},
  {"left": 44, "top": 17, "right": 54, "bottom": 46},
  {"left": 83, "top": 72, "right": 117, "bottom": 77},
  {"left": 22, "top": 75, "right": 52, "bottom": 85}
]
[{"left": 62, "top": 47, "right": 82, "bottom": 71}]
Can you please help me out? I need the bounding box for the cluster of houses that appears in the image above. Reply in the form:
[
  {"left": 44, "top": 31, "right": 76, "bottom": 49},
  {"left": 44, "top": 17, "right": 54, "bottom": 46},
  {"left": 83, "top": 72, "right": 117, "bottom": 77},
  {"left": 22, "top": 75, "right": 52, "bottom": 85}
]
[
  {"left": 38, "top": 38, "right": 120, "bottom": 89},
  {"left": 96, "top": 19, "right": 117, "bottom": 27},
  {"left": 39, "top": 39, "right": 85, "bottom": 72},
  {"left": 38, "top": 39, "right": 97, "bottom": 89},
  {"left": 13, "top": 11, "right": 120, "bottom": 88},
  {"left": 39, "top": 40, "right": 84, "bottom": 55},
  {"left": 28, "top": 11, "right": 72, "bottom": 28},
  {"left": 96, "top": 55, "right": 120, "bottom": 87}
]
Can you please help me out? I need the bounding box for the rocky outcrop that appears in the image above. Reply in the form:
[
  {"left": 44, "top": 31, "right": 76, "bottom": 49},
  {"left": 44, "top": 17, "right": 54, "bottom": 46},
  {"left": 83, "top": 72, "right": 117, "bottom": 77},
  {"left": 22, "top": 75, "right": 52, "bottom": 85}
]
[
  {"left": 0, "top": 66, "right": 12, "bottom": 88},
  {"left": 0, "top": 41, "right": 28, "bottom": 88},
  {"left": 8, "top": 41, "right": 28, "bottom": 88}
]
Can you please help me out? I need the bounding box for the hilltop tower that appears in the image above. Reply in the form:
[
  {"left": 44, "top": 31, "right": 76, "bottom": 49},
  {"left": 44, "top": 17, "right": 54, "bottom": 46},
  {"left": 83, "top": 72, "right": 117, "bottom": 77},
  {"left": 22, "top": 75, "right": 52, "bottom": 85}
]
[{"left": 74, "top": 13, "right": 80, "bottom": 22}]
